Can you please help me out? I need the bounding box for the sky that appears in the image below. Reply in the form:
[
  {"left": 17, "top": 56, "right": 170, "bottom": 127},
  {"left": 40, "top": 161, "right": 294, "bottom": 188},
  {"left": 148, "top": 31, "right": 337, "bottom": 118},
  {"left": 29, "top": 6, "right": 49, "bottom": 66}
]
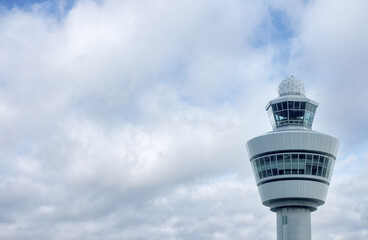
[{"left": 0, "top": 0, "right": 368, "bottom": 239}]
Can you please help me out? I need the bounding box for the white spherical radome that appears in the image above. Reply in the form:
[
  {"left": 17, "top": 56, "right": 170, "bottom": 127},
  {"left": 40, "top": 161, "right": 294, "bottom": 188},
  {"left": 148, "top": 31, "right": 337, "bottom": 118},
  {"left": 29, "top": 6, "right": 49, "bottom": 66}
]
[{"left": 278, "top": 75, "right": 305, "bottom": 96}]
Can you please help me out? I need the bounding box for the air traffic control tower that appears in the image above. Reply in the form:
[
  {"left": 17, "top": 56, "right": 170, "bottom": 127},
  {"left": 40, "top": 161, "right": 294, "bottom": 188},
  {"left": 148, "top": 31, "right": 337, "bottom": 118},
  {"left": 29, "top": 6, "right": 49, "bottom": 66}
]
[{"left": 246, "top": 76, "right": 339, "bottom": 240}]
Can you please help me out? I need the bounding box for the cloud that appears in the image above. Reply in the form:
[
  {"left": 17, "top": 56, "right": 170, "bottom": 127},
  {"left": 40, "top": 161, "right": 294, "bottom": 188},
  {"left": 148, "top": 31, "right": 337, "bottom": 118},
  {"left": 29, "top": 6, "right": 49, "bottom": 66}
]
[
  {"left": 0, "top": 0, "right": 367, "bottom": 239},
  {"left": 288, "top": 0, "right": 368, "bottom": 148}
]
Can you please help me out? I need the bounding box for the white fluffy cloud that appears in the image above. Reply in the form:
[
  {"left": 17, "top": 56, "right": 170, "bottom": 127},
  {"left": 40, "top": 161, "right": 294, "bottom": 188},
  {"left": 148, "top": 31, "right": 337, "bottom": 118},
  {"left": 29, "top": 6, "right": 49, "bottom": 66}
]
[{"left": 0, "top": 0, "right": 367, "bottom": 239}]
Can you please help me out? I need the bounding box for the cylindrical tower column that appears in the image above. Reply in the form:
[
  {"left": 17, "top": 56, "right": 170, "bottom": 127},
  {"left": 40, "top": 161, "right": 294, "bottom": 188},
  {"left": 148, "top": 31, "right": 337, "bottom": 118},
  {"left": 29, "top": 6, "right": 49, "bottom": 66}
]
[{"left": 276, "top": 207, "right": 311, "bottom": 240}]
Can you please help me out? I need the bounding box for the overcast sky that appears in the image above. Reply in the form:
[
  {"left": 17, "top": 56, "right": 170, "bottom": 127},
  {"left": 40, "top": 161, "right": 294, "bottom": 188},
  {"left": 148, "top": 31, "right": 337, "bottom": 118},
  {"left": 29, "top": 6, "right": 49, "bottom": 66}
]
[{"left": 0, "top": 0, "right": 368, "bottom": 239}]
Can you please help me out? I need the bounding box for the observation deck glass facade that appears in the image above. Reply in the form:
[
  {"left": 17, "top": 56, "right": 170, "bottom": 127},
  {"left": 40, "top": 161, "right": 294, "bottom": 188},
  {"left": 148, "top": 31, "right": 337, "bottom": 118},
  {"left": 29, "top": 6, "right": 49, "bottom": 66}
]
[
  {"left": 251, "top": 153, "right": 335, "bottom": 182},
  {"left": 267, "top": 101, "right": 317, "bottom": 129}
]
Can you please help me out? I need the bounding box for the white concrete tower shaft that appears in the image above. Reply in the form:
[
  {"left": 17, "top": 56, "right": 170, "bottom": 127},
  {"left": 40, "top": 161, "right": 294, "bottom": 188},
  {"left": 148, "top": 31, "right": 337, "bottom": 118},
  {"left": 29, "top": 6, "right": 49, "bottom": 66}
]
[
  {"left": 277, "top": 207, "right": 311, "bottom": 240},
  {"left": 246, "top": 76, "right": 339, "bottom": 240}
]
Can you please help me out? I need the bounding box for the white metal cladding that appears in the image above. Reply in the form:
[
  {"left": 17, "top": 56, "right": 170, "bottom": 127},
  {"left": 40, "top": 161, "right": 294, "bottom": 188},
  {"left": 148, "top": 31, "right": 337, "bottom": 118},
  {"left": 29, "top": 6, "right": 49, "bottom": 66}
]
[
  {"left": 258, "top": 180, "right": 329, "bottom": 206},
  {"left": 246, "top": 131, "right": 339, "bottom": 159}
]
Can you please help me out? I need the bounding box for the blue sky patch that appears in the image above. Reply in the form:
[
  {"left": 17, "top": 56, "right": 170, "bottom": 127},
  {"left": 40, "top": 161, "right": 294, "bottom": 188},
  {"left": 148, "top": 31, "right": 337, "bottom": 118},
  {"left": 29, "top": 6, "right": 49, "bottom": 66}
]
[{"left": 0, "top": 0, "right": 76, "bottom": 17}]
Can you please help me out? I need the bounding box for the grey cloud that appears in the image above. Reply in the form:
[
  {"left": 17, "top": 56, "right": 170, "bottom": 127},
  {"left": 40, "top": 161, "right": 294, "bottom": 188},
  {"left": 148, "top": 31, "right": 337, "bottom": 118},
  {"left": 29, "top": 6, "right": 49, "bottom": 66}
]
[
  {"left": 288, "top": 0, "right": 368, "bottom": 148},
  {"left": 0, "top": 0, "right": 367, "bottom": 239}
]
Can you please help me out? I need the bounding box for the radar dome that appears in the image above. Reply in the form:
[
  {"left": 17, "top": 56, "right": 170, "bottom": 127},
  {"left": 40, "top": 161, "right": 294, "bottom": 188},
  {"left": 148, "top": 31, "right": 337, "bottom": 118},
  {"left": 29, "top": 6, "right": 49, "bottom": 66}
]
[{"left": 278, "top": 75, "right": 305, "bottom": 96}]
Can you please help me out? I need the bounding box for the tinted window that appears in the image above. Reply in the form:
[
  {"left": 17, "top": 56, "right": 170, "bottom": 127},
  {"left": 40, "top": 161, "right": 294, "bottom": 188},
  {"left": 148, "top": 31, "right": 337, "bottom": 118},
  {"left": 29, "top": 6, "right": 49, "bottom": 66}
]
[
  {"left": 252, "top": 154, "right": 334, "bottom": 181},
  {"left": 300, "top": 102, "right": 306, "bottom": 110}
]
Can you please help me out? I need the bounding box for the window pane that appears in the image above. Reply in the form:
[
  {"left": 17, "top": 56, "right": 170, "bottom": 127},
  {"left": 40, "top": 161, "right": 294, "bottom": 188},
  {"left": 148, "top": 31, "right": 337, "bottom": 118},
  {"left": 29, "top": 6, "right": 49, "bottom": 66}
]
[
  {"left": 306, "top": 103, "right": 312, "bottom": 111},
  {"left": 288, "top": 101, "right": 294, "bottom": 109},
  {"left": 272, "top": 104, "right": 277, "bottom": 112},
  {"left": 282, "top": 102, "right": 287, "bottom": 110},
  {"left": 297, "top": 111, "right": 305, "bottom": 120},
  {"left": 256, "top": 159, "right": 261, "bottom": 168},
  {"left": 322, "top": 167, "right": 327, "bottom": 177},
  {"left": 306, "top": 155, "right": 312, "bottom": 164},
  {"left": 317, "top": 157, "right": 324, "bottom": 176},
  {"left": 309, "top": 104, "right": 317, "bottom": 113},
  {"left": 312, "top": 165, "right": 317, "bottom": 175},
  {"left": 323, "top": 158, "right": 329, "bottom": 167},
  {"left": 317, "top": 166, "right": 323, "bottom": 176},
  {"left": 279, "top": 110, "right": 288, "bottom": 120},
  {"left": 326, "top": 158, "right": 333, "bottom": 179},
  {"left": 256, "top": 159, "right": 261, "bottom": 179},
  {"left": 264, "top": 157, "right": 270, "bottom": 169},
  {"left": 284, "top": 154, "right": 291, "bottom": 174},
  {"left": 292, "top": 154, "right": 298, "bottom": 174},
  {"left": 268, "top": 109, "right": 276, "bottom": 129},
  {"left": 270, "top": 155, "right": 277, "bottom": 167},
  {"left": 275, "top": 112, "right": 280, "bottom": 121},
  {"left": 260, "top": 158, "right": 265, "bottom": 171},
  {"left": 271, "top": 155, "right": 277, "bottom": 176},
  {"left": 300, "top": 102, "right": 306, "bottom": 110},
  {"left": 277, "top": 155, "right": 284, "bottom": 175},
  {"left": 311, "top": 155, "right": 318, "bottom": 175},
  {"left": 277, "top": 103, "right": 282, "bottom": 111},
  {"left": 299, "top": 154, "right": 306, "bottom": 174},
  {"left": 274, "top": 111, "right": 288, "bottom": 126},
  {"left": 327, "top": 157, "right": 333, "bottom": 169},
  {"left": 311, "top": 156, "right": 318, "bottom": 176},
  {"left": 305, "top": 111, "right": 311, "bottom": 121},
  {"left": 289, "top": 110, "right": 305, "bottom": 123},
  {"left": 306, "top": 162, "right": 312, "bottom": 175},
  {"left": 295, "top": 102, "right": 300, "bottom": 109},
  {"left": 252, "top": 161, "right": 258, "bottom": 180}
]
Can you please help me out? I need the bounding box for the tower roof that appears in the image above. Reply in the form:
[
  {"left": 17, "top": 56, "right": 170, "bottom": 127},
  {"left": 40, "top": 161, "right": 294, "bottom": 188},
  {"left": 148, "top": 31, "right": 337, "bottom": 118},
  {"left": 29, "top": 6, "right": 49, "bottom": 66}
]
[{"left": 278, "top": 75, "right": 305, "bottom": 96}]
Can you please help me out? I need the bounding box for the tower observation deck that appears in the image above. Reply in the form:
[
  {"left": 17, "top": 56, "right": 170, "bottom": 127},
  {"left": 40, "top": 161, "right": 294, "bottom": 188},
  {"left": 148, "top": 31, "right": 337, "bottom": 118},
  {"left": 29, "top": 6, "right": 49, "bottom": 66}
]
[{"left": 246, "top": 76, "right": 339, "bottom": 240}]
